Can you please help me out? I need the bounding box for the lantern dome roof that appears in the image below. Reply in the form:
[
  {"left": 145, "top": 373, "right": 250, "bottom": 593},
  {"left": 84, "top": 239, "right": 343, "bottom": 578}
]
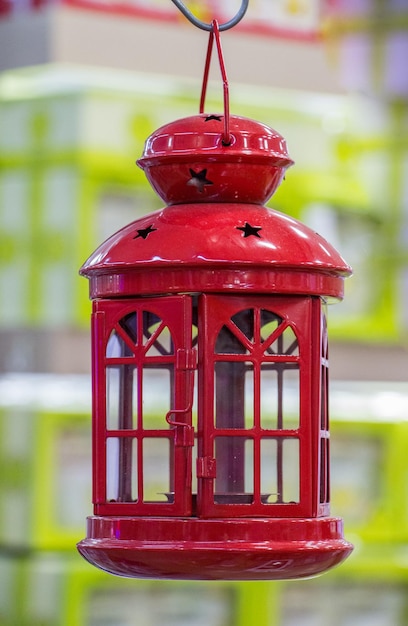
[{"left": 80, "top": 203, "right": 352, "bottom": 300}]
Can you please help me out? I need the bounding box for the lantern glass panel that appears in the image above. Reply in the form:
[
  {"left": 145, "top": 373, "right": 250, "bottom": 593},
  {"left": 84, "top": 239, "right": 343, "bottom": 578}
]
[
  {"left": 106, "top": 365, "right": 137, "bottom": 430},
  {"left": 214, "top": 360, "right": 251, "bottom": 429},
  {"left": 264, "top": 323, "right": 299, "bottom": 356},
  {"left": 215, "top": 330, "right": 248, "bottom": 354},
  {"left": 214, "top": 436, "right": 254, "bottom": 503},
  {"left": 244, "top": 366, "right": 254, "bottom": 428},
  {"left": 261, "top": 438, "right": 299, "bottom": 504},
  {"left": 143, "top": 313, "right": 173, "bottom": 356},
  {"left": 142, "top": 437, "right": 171, "bottom": 502},
  {"left": 260, "top": 310, "right": 280, "bottom": 342},
  {"left": 260, "top": 365, "right": 299, "bottom": 430},
  {"left": 106, "top": 329, "right": 134, "bottom": 358},
  {"left": 106, "top": 437, "right": 138, "bottom": 502},
  {"left": 119, "top": 312, "right": 138, "bottom": 345},
  {"left": 320, "top": 437, "right": 330, "bottom": 504},
  {"left": 142, "top": 367, "right": 173, "bottom": 422},
  {"left": 230, "top": 309, "right": 254, "bottom": 345},
  {"left": 321, "top": 312, "right": 329, "bottom": 430}
]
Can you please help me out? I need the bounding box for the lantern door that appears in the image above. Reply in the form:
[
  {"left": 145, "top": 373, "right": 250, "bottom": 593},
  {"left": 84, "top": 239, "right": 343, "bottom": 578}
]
[
  {"left": 197, "top": 294, "right": 315, "bottom": 519},
  {"left": 92, "top": 295, "right": 196, "bottom": 517}
]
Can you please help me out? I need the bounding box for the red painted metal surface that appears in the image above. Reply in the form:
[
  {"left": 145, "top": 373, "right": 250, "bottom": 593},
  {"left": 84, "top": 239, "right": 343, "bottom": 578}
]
[
  {"left": 79, "top": 517, "right": 352, "bottom": 581},
  {"left": 78, "top": 98, "right": 353, "bottom": 579},
  {"left": 81, "top": 201, "right": 351, "bottom": 300},
  {"left": 137, "top": 114, "right": 293, "bottom": 205}
]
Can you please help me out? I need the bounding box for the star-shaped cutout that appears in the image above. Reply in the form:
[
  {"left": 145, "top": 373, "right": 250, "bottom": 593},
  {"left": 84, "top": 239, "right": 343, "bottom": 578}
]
[
  {"left": 205, "top": 115, "right": 222, "bottom": 122},
  {"left": 187, "top": 168, "right": 214, "bottom": 193},
  {"left": 236, "top": 222, "right": 262, "bottom": 238},
  {"left": 133, "top": 224, "right": 157, "bottom": 240}
]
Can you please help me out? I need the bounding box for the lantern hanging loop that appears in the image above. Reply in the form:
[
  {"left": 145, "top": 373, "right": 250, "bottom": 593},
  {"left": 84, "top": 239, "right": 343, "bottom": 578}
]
[
  {"left": 200, "top": 20, "right": 231, "bottom": 145},
  {"left": 170, "top": 0, "right": 249, "bottom": 31}
]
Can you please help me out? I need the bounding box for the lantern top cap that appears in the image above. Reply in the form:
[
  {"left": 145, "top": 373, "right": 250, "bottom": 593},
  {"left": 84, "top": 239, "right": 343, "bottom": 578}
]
[
  {"left": 137, "top": 114, "right": 294, "bottom": 205},
  {"left": 137, "top": 114, "right": 293, "bottom": 167}
]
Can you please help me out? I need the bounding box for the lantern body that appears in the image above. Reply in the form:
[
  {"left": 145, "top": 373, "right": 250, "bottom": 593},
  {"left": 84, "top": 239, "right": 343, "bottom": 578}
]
[{"left": 77, "top": 115, "right": 353, "bottom": 580}]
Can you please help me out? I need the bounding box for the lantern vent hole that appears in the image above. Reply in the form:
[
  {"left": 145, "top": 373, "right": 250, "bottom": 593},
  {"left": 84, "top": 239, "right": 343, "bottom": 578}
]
[
  {"left": 236, "top": 223, "right": 262, "bottom": 238},
  {"left": 133, "top": 225, "right": 157, "bottom": 240},
  {"left": 187, "top": 168, "right": 214, "bottom": 192}
]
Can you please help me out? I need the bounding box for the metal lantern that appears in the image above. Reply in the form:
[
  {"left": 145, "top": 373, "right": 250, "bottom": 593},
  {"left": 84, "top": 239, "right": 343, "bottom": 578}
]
[{"left": 77, "top": 14, "right": 353, "bottom": 581}]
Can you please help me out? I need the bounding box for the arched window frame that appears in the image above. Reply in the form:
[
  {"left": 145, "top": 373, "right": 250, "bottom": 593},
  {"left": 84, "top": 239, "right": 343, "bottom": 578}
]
[
  {"left": 197, "top": 294, "right": 318, "bottom": 519},
  {"left": 92, "top": 296, "right": 195, "bottom": 517}
]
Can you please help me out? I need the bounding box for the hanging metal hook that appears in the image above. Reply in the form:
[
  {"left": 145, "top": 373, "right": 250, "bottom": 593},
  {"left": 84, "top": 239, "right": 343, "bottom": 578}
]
[{"left": 170, "top": 0, "right": 249, "bottom": 31}]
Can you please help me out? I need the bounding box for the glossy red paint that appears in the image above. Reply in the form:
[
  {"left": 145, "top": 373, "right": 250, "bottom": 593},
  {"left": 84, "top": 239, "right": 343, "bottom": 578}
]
[
  {"left": 137, "top": 114, "right": 293, "bottom": 205},
  {"left": 77, "top": 112, "right": 353, "bottom": 580},
  {"left": 81, "top": 202, "right": 350, "bottom": 300},
  {"left": 79, "top": 517, "right": 352, "bottom": 581}
]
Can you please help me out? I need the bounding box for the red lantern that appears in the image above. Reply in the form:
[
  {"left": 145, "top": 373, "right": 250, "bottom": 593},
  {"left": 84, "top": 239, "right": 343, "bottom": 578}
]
[{"left": 77, "top": 19, "right": 353, "bottom": 581}]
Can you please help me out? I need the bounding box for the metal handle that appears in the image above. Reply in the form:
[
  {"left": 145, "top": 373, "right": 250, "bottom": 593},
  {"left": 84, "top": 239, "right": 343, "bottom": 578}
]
[
  {"left": 199, "top": 20, "right": 231, "bottom": 145},
  {"left": 171, "top": 0, "right": 249, "bottom": 31}
]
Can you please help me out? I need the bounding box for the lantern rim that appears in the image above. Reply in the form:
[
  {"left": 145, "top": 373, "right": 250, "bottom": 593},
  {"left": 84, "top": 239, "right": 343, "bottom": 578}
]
[{"left": 77, "top": 515, "right": 353, "bottom": 581}]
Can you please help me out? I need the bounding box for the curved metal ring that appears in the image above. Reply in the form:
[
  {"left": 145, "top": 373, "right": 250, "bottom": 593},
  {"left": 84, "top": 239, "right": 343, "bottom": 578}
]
[{"left": 171, "top": 0, "right": 249, "bottom": 31}]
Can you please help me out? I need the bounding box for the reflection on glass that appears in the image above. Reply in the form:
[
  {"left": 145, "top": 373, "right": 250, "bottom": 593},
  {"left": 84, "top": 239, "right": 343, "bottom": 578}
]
[
  {"left": 261, "top": 438, "right": 299, "bottom": 503},
  {"left": 119, "top": 312, "right": 137, "bottom": 344},
  {"left": 264, "top": 323, "right": 298, "bottom": 356},
  {"left": 215, "top": 309, "right": 253, "bottom": 354},
  {"left": 143, "top": 438, "right": 170, "bottom": 502},
  {"left": 321, "top": 311, "right": 329, "bottom": 430},
  {"left": 244, "top": 366, "right": 254, "bottom": 428},
  {"left": 320, "top": 437, "right": 330, "bottom": 504},
  {"left": 260, "top": 309, "right": 280, "bottom": 343},
  {"left": 212, "top": 306, "right": 301, "bottom": 507},
  {"left": 142, "top": 367, "right": 173, "bottom": 420},
  {"left": 281, "top": 438, "right": 299, "bottom": 503},
  {"left": 106, "top": 365, "right": 137, "bottom": 430},
  {"left": 106, "top": 329, "right": 132, "bottom": 358},
  {"left": 106, "top": 437, "right": 137, "bottom": 502},
  {"left": 214, "top": 363, "right": 254, "bottom": 429},
  {"left": 260, "top": 366, "right": 299, "bottom": 429},
  {"left": 214, "top": 437, "right": 253, "bottom": 503},
  {"left": 214, "top": 310, "right": 251, "bottom": 434},
  {"left": 143, "top": 311, "right": 173, "bottom": 355}
]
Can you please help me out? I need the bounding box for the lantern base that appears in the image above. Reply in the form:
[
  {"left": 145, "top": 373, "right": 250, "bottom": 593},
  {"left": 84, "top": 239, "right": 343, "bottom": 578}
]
[{"left": 77, "top": 516, "right": 353, "bottom": 581}]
